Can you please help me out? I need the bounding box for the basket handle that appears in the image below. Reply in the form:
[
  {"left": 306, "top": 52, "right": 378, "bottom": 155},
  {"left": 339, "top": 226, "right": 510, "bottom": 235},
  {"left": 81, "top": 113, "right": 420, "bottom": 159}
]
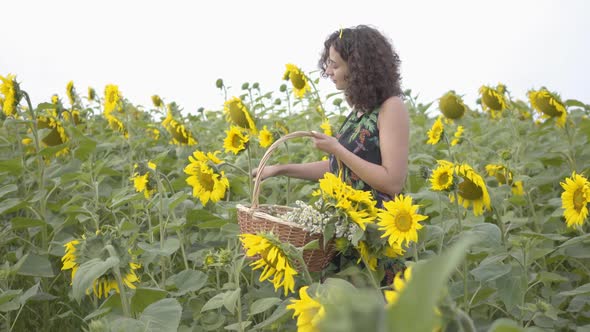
[{"left": 252, "top": 131, "right": 315, "bottom": 208}]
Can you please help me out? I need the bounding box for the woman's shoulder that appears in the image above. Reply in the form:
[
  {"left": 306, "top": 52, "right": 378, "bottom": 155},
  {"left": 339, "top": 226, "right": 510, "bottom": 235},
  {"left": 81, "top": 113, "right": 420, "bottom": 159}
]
[{"left": 377, "top": 96, "right": 409, "bottom": 128}]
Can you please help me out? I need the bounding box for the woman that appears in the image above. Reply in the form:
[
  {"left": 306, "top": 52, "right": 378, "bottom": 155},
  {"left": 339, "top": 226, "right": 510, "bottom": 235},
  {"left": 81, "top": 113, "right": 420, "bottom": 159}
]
[{"left": 254, "top": 25, "right": 409, "bottom": 209}]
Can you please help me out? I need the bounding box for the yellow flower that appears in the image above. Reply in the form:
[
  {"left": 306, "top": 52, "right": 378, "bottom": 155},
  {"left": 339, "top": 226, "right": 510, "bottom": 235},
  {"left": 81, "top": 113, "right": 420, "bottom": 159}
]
[
  {"left": 320, "top": 118, "right": 332, "bottom": 136},
  {"left": 382, "top": 241, "right": 405, "bottom": 258},
  {"left": 485, "top": 164, "right": 512, "bottom": 185},
  {"left": 384, "top": 266, "right": 412, "bottom": 306},
  {"left": 479, "top": 85, "right": 507, "bottom": 119},
  {"left": 223, "top": 96, "right": 257, "bottom": 133},
  {"left": 37, "top": 113, "right": 69, "bottom": 157},
  {"left": 314, "top": 173, "right": 377, "bottom": 230},
  {"left": 451, "top": 125, "right": 464, "bottom": 146},
  {"left": 104, "top": 84, "right": 121, "bottom": 115},
  {"left": 146, "top": 127, "right": 160, "bottom": 140},
  {"left": 61, "top": 237, "right": 141, "bottom": 299},
  {"left": 426, "top": 117, "right": 444, "bottom": 145},
  {"left": 439, "top": 91, "right": 466, "bottom": 119},
  {"left": 451, "top": 164, "right": 491, "bottom": 216},
  {"left": 223, "top": 126, "right": 249, "bottom": 154},
  {"left": 287, "top": 286, "right": 325, "bottom": 332},
  {"left": 356, "top": 241, "right": 378, "bottom": 271},
  {"left": 528, "top": 88, "right": 567, "bottom": 127},
  {"left": 378, "top": 195, "right": 427, "bottom": 246},
  {"left": 151, "top": 94, "right": 163, "bottom": 108},
  {"left": 283, "top": 63, "right": 311, "bottom": 99},
  {"left": 259, "top": 125, "right": 274, "bottom": 148},
  {"left": 512, "top": 180, "right": 524, "bottom": 196},
  {"left": 560, "top": 172, "right": 590, "bottom": 228},
  {"left": 240, "top": 233, "right": 297, "bottom": 296},
  {"left": 106, "top": 114, "right": 129, "bottom": 138},
  {"left": 66, "top": 80, "right": 76, "bottom": 106},
  {"left": 430, "top": 160, "right": 454, "bottom": 191},
  {"left": 162, "top": 108, "right": 197, "bottom": 145},
  {"left": 184, "top": 161, "right": 229, "bottom": 205},
  {"left": 0, "top": 74, "right": 19, "bottom": 117}
]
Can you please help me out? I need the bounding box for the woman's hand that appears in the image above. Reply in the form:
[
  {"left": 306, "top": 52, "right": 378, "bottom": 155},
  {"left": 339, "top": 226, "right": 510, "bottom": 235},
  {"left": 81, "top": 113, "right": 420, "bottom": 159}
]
[
  {"left": 251, "top": 164, "right": 281, "bottom": 182},
  {"left": 311, "top": 131, "right": 341, "bottom": 155}
]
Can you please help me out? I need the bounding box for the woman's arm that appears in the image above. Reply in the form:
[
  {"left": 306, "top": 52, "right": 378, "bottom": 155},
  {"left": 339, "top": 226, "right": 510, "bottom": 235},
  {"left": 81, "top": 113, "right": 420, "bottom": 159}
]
[
  {"left": 252, "top": 160, "right": 330, "bottom": 182},
  {"left": 312, "top": 96, "right": 409, "bottom": 196}
]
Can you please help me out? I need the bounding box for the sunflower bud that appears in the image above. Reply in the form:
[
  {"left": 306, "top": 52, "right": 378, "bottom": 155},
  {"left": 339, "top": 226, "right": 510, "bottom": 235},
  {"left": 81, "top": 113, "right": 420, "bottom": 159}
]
[
  {"left": 252, "top": 82, "right": 259, "bottom": 89},
  {"left": 438, "top": 91, "right": 466, "bottom": 119},
  {"left": 279, "top": 84, "right": 287, "bottom": 92},
  {"left": 500, "top": 150, "right": 512, "bottom": 161},
  {"left": 151, "top": 95, "right": 163, "bottom": 108},
  {"left": 334, "top": 237, "right": 350, "bottom": 252},
  {"left": 88, "top": 319, "right": 107, "bottom": 332},
  {"left": 274, "top": 98, "right": 281, "bottom": 105},
  {"left": 215, "top": 78, "right": 224, "bottom": 89},
  {"left": 241, "top": 82, "right": 249, "bottom": 90},
  {"left": 88, "top": 87, "right": 96, "bottom": 101}
]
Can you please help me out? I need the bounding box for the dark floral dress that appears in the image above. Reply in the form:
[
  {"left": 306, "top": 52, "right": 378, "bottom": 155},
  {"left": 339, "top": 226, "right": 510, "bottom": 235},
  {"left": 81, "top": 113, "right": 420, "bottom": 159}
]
[{"left": 328, "top": 108, "right": 393, "bottom": 208}]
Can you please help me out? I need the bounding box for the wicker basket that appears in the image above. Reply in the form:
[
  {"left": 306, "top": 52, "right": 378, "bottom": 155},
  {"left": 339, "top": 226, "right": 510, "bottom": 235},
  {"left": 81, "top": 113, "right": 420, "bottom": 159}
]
[{"left": 236, "top": 131, "right": 337, "bottom": 272}]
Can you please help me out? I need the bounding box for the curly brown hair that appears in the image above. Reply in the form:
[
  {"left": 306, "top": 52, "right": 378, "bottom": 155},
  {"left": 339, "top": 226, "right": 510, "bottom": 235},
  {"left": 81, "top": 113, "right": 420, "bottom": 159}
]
[{"left": 318, "top": 25, "right": 402, "bottom": 113}]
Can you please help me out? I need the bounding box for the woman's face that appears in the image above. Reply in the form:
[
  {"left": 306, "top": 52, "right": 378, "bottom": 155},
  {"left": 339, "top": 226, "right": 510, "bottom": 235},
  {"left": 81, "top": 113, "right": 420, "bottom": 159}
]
[{"left": 326, "top": 45, "right": 349, "bottom": 90}]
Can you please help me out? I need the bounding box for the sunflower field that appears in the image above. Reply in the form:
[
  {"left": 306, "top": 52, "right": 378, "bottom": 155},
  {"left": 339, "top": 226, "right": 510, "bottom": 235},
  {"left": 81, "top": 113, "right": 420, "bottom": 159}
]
[{"left": 1, "top": 66, "right": 590, "bottom": 332}]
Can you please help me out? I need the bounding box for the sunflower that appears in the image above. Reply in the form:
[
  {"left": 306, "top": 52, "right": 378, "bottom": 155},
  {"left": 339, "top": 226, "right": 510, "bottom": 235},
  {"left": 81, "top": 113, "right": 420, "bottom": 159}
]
[
  {"left": 188, "top": 149, "right": 223, "bottom": 165},
  {"left": 240, "top": 233, "right": 297, "bottom": 296},
  {"left": 104, "top": 84, "right": 121, "bottom": 115},
  {"left": 314, "top": 172, "right": 377, "bottom": 231},
  {"left": 223, "top": 126, "right": 249, "bottom": 154},
  {"left": 485, "top": 164, "right": 512, "bottom": 185},
  {"left": 384, "top": 266, "right": 412, "bottom": 306},
  {"left": 223, "top": 96, "right": 257, "bottom": 133},
  {"left": 439, "top": 91, "right": 466, "bottom": 119},
  {"left": 184, "top": 161, "right": 229, "bottom": 205},
  {"left": 66, "top": 80, "right": 77, "bottom": 106},
  {"left": 287, "top": 286, "right": 325, "bottom": 332},
  {"left": 61, "top": 234, "right": 141, "bottom": 299},
  {"left": 106, "top": 114, "right": 129, "bottom": 138},
  {"left": 283, "top": 63, "right": 311, "bottom": 99},
  {"left": 528, "top": 88, "right": 567, "bottom": 127},
  {"left": 426, "top": 117, "right": 444, "bottom": 145},
  {"left": 451, "top": 164, "right": 491, "bottom": 216},
  {"left": 37, "top": 112, "right": 69, "bottom": 157},
  {"left": 162, "top": 108, "right": 197, "bottom": 145},
  {"left": 512, "top": 181, "right": 524, "bottom": 196},
  {"left": 259, "top": 125, "right": 274, "bottom": 148},
  {"left": 0, "top": 74, "right": 20, "bottom": 117},
  {"left": 356, "top": 241, "right": 378, "bottom": 271},
  {"left": 131, "top": 162, "right": 157, "bottom": 199},
  {"left": 430, "top": 160, "right": 454, "bottom": 191},
  {"left": 320, "top": 118, "right": 332, "bottom": 136},
  {"left": 378, "top": 195, "right": 427, "bottom": 246},
  {"left": 382, "top": 241, "right": 405, "bottom": 258},
  {"left": 451, "top": 125, "right": 464, "bottom": 146},
  {"left": 560, "top": 172, "right": 590, "bottom": 228},
  {"left": 479, "top": 85, "right": 507, "bottom": 119}
]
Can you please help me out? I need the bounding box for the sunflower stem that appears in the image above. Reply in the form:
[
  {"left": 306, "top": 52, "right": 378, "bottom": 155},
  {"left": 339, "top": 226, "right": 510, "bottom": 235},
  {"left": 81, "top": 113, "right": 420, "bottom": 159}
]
[
  {"left": 451, "top": 189, "right": 469, "bottom": 311},
  {"left": 105, "top": 245, "right": 131, "bottom": 318}
]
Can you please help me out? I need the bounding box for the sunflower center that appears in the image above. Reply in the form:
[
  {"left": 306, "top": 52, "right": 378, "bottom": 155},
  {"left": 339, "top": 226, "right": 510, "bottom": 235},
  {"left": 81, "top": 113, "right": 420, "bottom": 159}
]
[
  {"left": 291, "top": 73, "right": 306, "bottom": 90},
  {"left": 458, "top": 178, "right": 483, "bottom": 200},
  {"left": 438, "top": 172, "right": 450, "bottom": 186},
  {"left": 537, "top": 97, "right": 563, "bottom": 117},
  {"left": 229, "top": 103, "right": 248, "bottom": 128},
  {"left": 231, "top": 133, "right": 243, "bottom": 148},
  {"left": 482, "top": 92, "right": 503, "bottom": 111},
  {"left": 197, "top": 171, "right": 215, "bottom": 191},
  {"left": 394, "top": 212, "right": 412, "bottom": 232},
  {"left": 573, "top": 188, "right": 586, "bottom": 211}
]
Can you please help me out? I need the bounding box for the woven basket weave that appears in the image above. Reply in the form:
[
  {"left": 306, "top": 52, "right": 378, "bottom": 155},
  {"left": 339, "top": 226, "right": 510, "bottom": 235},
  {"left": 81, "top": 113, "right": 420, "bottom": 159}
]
[{"left": 236, "top": 131, "right": 336, "bottom": 272}]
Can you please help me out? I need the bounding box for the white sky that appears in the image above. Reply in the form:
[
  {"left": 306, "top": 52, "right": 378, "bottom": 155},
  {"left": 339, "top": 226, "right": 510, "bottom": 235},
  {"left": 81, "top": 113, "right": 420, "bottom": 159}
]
[{"left": 2, "top": 0, "right": 589, "bottom": 115}]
